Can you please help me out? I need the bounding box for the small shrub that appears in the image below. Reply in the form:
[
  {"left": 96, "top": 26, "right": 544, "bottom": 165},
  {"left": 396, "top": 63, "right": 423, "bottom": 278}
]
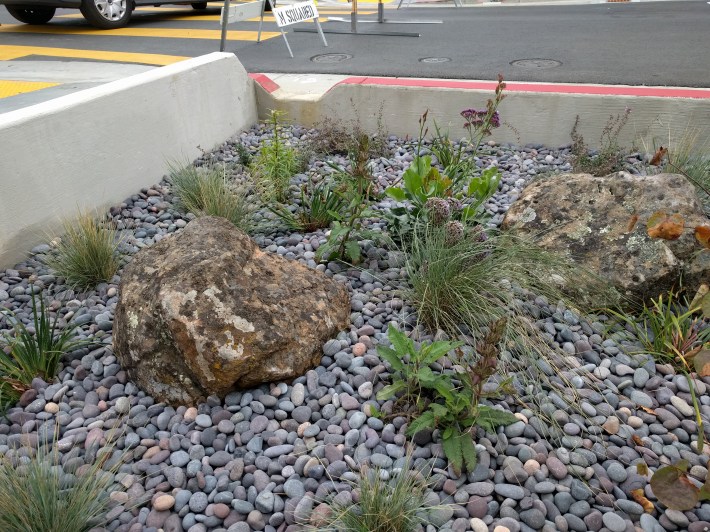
[
  {"left": 251, "top": 110, "right": 302, "bottom": 202},
  {"left": 320, "top": 462, "right": 431, "bottom": 532},
  {"left": 169, "top": 162, "right": 255, "bottom": 232},
  {"left": 0, "top": 433, "right": 126, "bottom": 531},
  {"left": 305, "top": 111, "right": 389, "bottom": 159},
  {"left": 570, "top": 109, "right": 631, "bottom": 176},
  {"left": 0, "top": 293, "right": 85, "bottom": 398},
  {"left": 47, "top": 212, "right": 121, "bottom": 290},
  {"left": 268, "top": 182, "right": 345, "bottom": 232},
  {"left": 235, "top": 142, "right": 252, "bottom": 167}
]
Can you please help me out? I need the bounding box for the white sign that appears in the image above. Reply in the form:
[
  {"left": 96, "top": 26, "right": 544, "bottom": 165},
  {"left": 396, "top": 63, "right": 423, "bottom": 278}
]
[
  {"left": 222, "top": 0, "right": 263, "bottom": 24},
  {"left": 273, "top": 1, "right": 319, "bottom": 27}
]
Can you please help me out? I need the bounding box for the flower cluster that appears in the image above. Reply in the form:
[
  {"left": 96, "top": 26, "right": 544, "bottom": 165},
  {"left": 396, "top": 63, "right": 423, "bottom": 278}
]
[{"left": 461, "top": 109, "right": 500, "bottom": 130}]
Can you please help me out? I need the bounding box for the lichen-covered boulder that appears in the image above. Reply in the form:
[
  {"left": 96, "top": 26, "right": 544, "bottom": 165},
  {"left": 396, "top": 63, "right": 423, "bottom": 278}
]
[
  {"left": 502, "top": 172, "right": 709, "bottom": 304},
  {"left": 113, "top": 216, "right": 350, "bottom": 405}
]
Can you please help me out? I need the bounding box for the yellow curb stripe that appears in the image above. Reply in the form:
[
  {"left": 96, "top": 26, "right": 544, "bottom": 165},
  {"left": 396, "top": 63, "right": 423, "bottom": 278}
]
[
  {"left": 0, "top": 45, "right": 188, "bottom": 65},
  {"left": 0, "top": 79, "right": 60, "bottom": 99},
  {"left": 0, "top": 24, "right": 281, "bottom": 41}
]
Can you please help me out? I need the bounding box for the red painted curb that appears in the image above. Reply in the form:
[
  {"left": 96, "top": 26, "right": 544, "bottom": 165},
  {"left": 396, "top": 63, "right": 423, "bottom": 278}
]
[
  {"left": 337, "top": 76, "right": 710, "bottom": 99},
  {"left": 249, "top": 73, "right": 280, "bottom": 94},
  {"left": 250, "top": 73, "right": 710, "bottom": 99}
]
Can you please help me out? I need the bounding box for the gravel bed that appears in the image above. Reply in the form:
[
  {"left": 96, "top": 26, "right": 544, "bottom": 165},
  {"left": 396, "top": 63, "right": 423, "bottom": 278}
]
[{"left": 1, "top": 123, "right": 709, "bottom": 532}]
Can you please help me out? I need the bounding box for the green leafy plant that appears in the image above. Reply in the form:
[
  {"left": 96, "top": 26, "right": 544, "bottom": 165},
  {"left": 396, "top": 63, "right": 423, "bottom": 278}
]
[
  {"left": 46, "top": 212, "right": 121, "bottom": 291},
  {"left": 315, "top": 195, "right": 371, "bottom": 264},
  {"left": 386, "top": 111, "right": 501, "bottom": 239},
  {"left": 378, "top": 320, "right": 516, "bottom": 475},
  {"left": 319, "top": 461, "right": 432, "bottom": 532},
  {"left": 377, "top": 323, "right": 463, "bottom": 414},
  {"left": 570, "top": 108, "right": 631, "bottom": 176},
  {"left": 168, "top": 162, "right": 255, "bottom": 232},
  {"left": 268, "top": 182, "right": 345, "bottom": 232},
  {"left": 430, "top": 121, "right": 475, "bottom": 188},
  {"left": 0, "top": 430, "right": 128, "bottom": 531},
  {"left": 0, "top": 292, "right": 85, "bottom": 402},
  {"left": 251, "top": 110, "right": 302, "bottom": 202}
]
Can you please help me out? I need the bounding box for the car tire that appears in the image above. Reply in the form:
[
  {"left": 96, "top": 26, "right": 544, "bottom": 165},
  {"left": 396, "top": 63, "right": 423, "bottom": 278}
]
[
  {"left": 191, "top": 2, "right": 207, "bottom": 8},
  {"left": 80, "top": 0, "right": 132, "bottom": 28},
  {"left": 6, "top": 5, "right": 56, "bottom": 24}
]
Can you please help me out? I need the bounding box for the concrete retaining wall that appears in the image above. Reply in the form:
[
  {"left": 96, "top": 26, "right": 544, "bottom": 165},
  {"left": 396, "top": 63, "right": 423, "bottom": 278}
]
[
  {"left": 255, "top": 76, "right": 710, "bottom": 154},
  {"left": 0, "top": 52, "right": 257, "bottom": 268}
]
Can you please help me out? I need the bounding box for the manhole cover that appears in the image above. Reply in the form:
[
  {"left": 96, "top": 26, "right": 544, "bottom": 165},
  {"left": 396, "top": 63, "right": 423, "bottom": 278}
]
[
  {"left": 510, "top": 58, "right": 562, "bottom": 69},
  {"left": 419, "top": 57, "right": 451, "bottom": 63},
  {"left": 311, "top": 53, "right": 353, "bottom": 63}
]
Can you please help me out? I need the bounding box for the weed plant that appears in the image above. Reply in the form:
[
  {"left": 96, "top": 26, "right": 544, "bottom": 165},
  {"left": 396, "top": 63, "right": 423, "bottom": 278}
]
[
  {"left": 570, "top": 109, "right": 631, "bottom": 176},
  {"left": 640, "top": 123, "right": 710, "bottom": 213},
  {"left": 0, "top": 432, "right": 126, "bottom": 532},
  {"left": 47, "top": 212, "right": 121, "bottom": 290},
  {"left": 319, "top": 462, "right": 431, "bottom": 532},
  {"left": 606, "top": 289, "right": 710, "bottom": 446},
  {"left": 0, "top": 293, "right": 84, "bottom": 401},
  {"left": 168, "top": 162, "right": 255, "bottom": 232},
  {"left": 251, "top": 110, "right": 302, "bottom": 202},
  {"left": 268, "top": 182, "right": 345, "bottom": 232},
  {"left": 305, "top": 111, "right": 390, "bottom": 159}
]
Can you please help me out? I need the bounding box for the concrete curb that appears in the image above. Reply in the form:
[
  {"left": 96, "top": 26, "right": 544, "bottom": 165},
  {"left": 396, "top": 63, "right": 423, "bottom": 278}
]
[
  {"left": 0, "top": 52, "right": 257, "bottom": 267},
  {"left": 252, "top": 72, "right": 710, "bottom": 151}
]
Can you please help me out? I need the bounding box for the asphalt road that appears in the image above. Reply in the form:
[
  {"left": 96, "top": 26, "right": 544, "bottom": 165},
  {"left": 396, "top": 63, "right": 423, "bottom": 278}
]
[{"left": 0, "top": 0, "right": 709, "bottom": 86}]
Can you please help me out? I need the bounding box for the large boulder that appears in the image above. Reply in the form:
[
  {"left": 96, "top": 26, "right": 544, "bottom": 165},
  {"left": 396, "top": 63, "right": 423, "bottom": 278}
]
[
  {"left": 502, "top": 172, "right": 709, "bottom": 304},
  {"left": 113, "top": 217, "right": 350, "bottom": 405}
]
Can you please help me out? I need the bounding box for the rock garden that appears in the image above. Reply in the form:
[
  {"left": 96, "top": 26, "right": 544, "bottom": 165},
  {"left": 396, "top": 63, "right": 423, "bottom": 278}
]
[{"left": 1, "top": 80, "right": 709, "bottom": 532}]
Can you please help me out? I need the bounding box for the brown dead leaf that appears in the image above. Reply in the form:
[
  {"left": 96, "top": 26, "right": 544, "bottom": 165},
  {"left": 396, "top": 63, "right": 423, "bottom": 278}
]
[
  {"left": 650, "top": 146, "right": 668, "bottom": 166},
  {"left": 632, "top": 434, "right": 644, "bottom": 446},
  {"left": 647, "top": 211, "right": 685, "bottom": 240},
  {"left": 627, "top": 214, "right": 640, "bottom": 233},
  {"left": 695, "top": 226, "right": 710, "bottom": 249},
  {"left": 639, "top": 406, "right": 657, "bottom": 416},
  {"left": 631, "top": 488, "right": 656, "bottom": 514}
]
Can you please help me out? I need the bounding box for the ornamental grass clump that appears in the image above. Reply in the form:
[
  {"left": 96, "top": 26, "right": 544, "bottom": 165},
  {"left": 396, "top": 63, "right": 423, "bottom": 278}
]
[
  {"left": 0, "top": 292, "right": 85, "bottom": 405},
  {"left": 0, "top": 433, "right": 126, "bottom": 532},
  {"left": 47, "top": 211, "right": 122, "bottom": 290},
  {"left": 268, "top": 182, "right": 345, "bottom": 232},
  {"left": 168, "top": 162, "right": 255, "bottom": 232},
  {"left": 319, "top": 462, "right": 432, "bottom": 532},
  {"left": 404, "top": 220, "right": 605, "bottom": 336}
]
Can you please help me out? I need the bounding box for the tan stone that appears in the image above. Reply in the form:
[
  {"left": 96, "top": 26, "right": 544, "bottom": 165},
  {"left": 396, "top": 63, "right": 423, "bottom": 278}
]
[
  {"left": 153, "top": 495, "right": 175, "bottom": 511},
  {"left": 502, "top": 172, "right": 709, "bottom": 304},
  {"left": 114, "top": 216, "right": 350, "bottom": 405}
]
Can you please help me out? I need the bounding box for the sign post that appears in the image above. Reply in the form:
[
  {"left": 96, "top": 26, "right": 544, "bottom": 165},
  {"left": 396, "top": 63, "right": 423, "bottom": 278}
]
[{"left": 258, "top": 0, "right": 327, "bottom": 58}]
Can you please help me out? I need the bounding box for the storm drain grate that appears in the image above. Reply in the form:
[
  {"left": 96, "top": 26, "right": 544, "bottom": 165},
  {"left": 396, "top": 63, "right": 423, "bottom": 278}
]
[
  {"left": 310, "top": 53, "right": 353, "bottom": 63},
  {"left": 510, "top": 58, "right": 562, "bottom": 69}
]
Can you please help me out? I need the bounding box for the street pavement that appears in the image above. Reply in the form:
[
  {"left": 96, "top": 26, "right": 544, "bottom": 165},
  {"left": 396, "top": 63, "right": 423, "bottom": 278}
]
[{"left": 0, "top": 0, "right": 708, "bottom": 111}]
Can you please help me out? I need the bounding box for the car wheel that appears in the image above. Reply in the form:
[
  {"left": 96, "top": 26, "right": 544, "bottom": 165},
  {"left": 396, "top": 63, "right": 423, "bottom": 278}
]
[
  {"left": 6, "top": 5, "right": 56, "bottom": 24},
  {"left": 80, "top": 0, "right": 132, "bottom": 28},
  {"left": 191, "top": 2, "right": 207, "bottom": 8}
]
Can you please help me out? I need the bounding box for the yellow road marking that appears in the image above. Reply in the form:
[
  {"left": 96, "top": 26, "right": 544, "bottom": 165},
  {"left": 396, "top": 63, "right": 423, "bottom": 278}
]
[
  {"left": 0, "top": 45, "right": 187, "bottom": 65},
  {"left": 0, "top": 79, "right": 59, "bottom": 99},
  {"left": 0, "top": 24, "right": 280, "bottom": 41},
  {"left": 58, "top": 12, "right": 330, "bottom": 21}
]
